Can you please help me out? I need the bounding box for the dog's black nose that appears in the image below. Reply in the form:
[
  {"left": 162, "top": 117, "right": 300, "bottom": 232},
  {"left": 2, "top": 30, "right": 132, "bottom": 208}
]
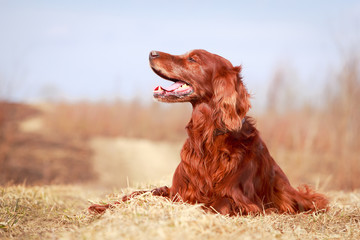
[{"left": 149, "top": 50, "right": 160, "bottom": 59}]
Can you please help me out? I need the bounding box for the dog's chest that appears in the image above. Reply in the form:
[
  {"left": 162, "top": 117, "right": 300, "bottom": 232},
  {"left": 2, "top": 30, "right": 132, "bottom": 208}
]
[{"left": 180, "top": 139, "right": 238, "bottom": 192}]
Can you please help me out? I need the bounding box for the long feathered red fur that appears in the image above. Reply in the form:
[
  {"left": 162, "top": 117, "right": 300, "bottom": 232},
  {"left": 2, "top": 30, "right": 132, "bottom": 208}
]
[{"left": 89, "top": 49, "right": 328, "bottom": 215}]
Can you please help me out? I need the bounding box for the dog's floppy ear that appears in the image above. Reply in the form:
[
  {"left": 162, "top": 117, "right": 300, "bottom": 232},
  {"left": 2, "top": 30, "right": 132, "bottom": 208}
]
[{"left": 212, "top": 66, "right": 251, "bottom": 131}]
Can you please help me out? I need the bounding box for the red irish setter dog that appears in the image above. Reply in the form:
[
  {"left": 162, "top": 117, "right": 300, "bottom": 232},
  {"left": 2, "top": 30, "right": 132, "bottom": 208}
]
[{"left": 89, "top": 49, "right": 328, "bottom": 215}]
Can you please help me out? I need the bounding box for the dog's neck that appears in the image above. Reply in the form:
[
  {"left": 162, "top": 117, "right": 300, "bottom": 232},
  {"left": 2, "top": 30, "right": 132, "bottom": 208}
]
[{"left": 186, "top": 103, "right": 245, "bottom": 151}]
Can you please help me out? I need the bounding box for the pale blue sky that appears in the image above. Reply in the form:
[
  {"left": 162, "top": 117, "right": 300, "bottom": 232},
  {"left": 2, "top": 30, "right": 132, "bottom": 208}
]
[{"left": 0, "top": 0, "right": 359, "bottom": 109}]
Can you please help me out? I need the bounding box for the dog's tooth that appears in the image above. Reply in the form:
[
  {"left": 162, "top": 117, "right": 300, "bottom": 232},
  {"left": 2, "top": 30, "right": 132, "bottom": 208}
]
[{"left": 154, "top": 86, "right": 163, "bottom": 92}]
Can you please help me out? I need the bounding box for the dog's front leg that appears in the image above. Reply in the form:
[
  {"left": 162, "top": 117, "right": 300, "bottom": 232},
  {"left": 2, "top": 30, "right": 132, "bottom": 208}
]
[{"left": 88, "top": 186, "right": 170, "bottom": 214}]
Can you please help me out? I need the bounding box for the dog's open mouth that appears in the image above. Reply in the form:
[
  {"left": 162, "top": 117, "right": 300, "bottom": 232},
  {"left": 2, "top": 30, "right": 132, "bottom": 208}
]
[
  {"left": 152, "top": 68, "right": 194, "bottom": 98},
  {"left": 154, "top": 81, "right": 193, "bottom": 97}
]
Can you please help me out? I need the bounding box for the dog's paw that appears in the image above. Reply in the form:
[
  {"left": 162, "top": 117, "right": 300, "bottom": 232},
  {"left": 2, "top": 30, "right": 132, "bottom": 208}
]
[{"left": 88, "top": 203, "right": 110, "bottom": 214}]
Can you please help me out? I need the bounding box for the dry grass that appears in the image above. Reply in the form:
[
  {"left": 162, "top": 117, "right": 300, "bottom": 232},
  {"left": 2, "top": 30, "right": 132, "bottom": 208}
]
[
  {"left": 0, "top": 184, "right": 359, "bottom": 240},
  {"left": 89, "top": 137, "right": 180, "bottom": 188},
  {"left": 0, "top": 185, "right": 92, "bottom": 239}
]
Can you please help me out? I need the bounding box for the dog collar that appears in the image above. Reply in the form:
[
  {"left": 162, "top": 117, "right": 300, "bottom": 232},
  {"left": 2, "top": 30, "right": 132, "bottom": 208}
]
[{"left": 213, "top": 118, "right": 246, "bottom": 137}]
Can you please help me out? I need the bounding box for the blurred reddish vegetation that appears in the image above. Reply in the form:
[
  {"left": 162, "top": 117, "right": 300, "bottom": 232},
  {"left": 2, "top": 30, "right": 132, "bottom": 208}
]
[
  {"left": 41, "top": 100, "right": 191, "bottom": 141},
  {"left": 0, "top": 102, "right": 96, "bottom": 185},
  {"left": 0, "top": 56, "right": 359, "bottom": 190},
  {"left": 258, "top": 56, "right": 360, "bottom": 190}
]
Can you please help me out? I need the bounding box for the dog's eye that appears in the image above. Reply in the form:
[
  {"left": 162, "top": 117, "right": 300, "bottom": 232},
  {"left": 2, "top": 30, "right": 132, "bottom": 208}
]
[{"left": 188, "top": 57, "right": 197, "bottom": 63}]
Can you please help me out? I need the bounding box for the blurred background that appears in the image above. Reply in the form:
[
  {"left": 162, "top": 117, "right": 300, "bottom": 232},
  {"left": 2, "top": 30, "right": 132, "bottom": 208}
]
[{"left": 0, "top": 0, "right": 359, "bottom": 191}]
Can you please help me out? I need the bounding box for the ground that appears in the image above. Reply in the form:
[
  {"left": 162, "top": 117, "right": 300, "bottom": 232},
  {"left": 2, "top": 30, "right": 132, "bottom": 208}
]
[{"left": 0, "top": 185, "right": 359, "bottom": 240}]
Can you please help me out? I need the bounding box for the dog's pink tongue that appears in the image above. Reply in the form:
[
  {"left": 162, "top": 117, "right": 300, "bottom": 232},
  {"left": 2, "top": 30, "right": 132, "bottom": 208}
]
[{"left": 162, "top": 81, "right": 185, "bottom": 91}]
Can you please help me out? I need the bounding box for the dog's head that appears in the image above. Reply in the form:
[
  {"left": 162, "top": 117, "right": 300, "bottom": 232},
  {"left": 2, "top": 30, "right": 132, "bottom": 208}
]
[{"left": 150, "top": 49, "right": 251, "bottom": 131}]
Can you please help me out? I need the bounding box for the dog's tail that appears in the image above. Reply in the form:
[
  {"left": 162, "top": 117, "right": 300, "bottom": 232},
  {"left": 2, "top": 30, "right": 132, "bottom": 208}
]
[{"left": 293, "top": 185, "right": 329, "bottom": 213}]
